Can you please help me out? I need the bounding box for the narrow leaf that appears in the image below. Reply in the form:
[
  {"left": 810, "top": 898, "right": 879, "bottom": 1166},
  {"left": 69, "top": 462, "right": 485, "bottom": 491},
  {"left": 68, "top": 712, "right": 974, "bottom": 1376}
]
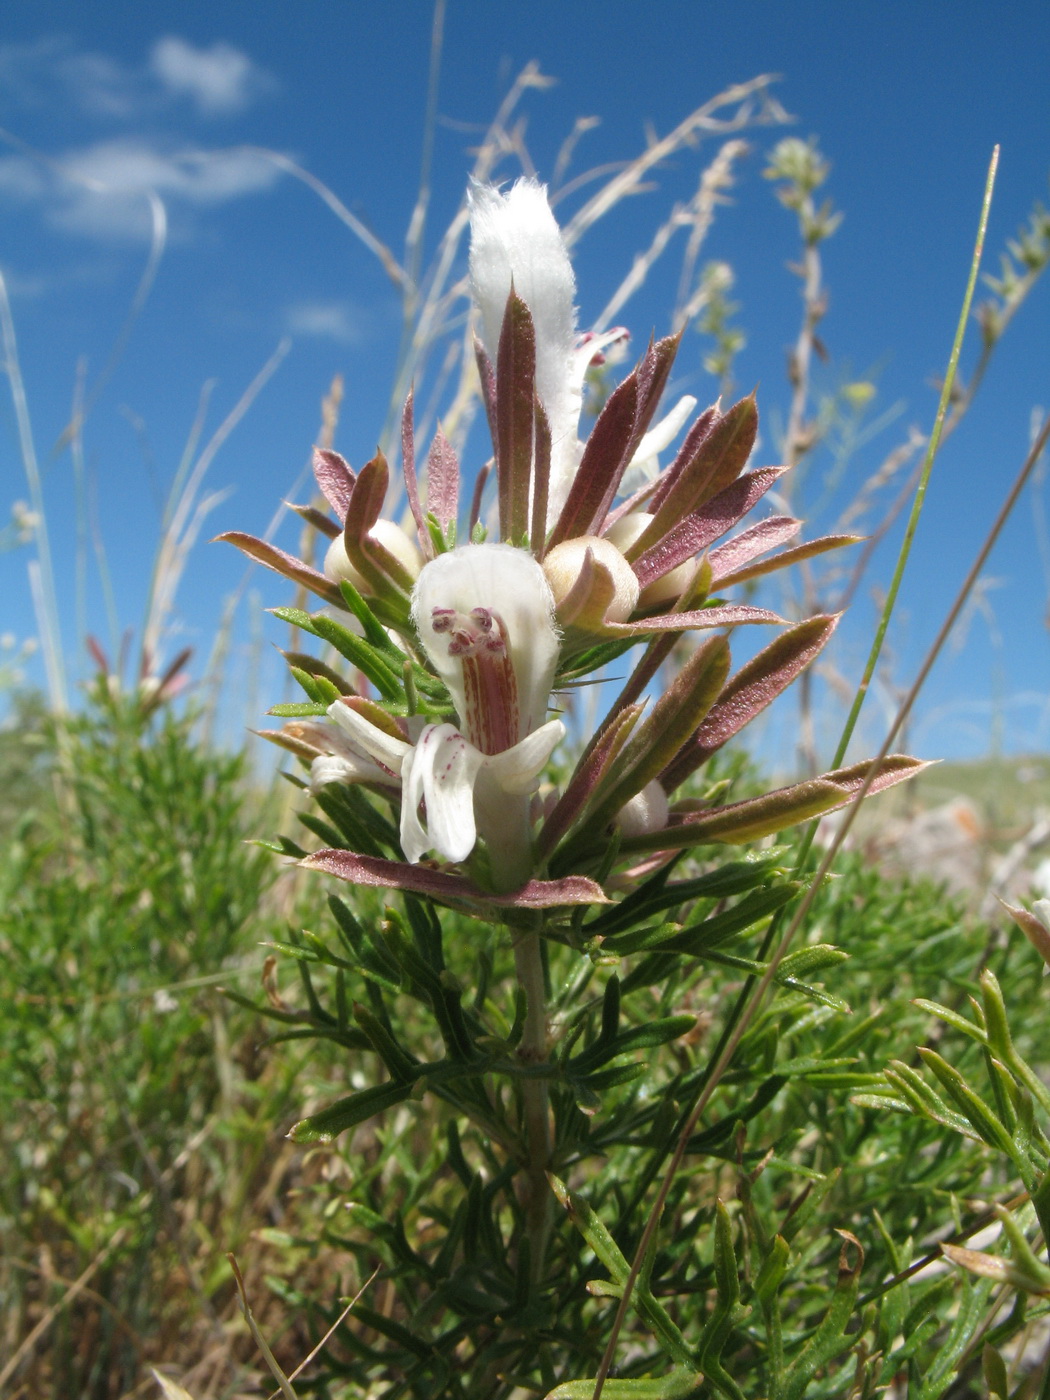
[
  {"left": 713, "top": 532, "right": 861, "bottom": 590},
  {"left": 649, "top": 401, "right": 721, "bottom": 512},
  {"left": 707, "top": 515, "right": 801, "bottom": 579},
  {"left": 623, "top": 755, "right": 930, "bottom": 852},
  {"left": 531, "top": 395, "right": 552, "bottom": 556},
  {"left": 661, "top": 614, "right": 839, "bottom": 791},
  {"left": 289, "top": 1080, "right": 414, "bottom": 1142},
  {"left": 551, "top": 333, "right": 681, "bottom": 547},
  {"left": 550, "top": 367, "right": 638, "bottom": 549},
  {"left": 632, "top": 466, "right": 787, "bottom": 586},
  {"left": 426, "top": 426, "right": 460, "bottom": 532},
  {"left": 400, "top": 389, "right": 431, "bottom": 554},
  {"left": 300, "top": 850, "right": 610, "bottom": 906},
  {"left": 579, "top": 635, "right": 730, "bottom": 837},
  {"left": 313, "top": 447, "right": 355, "bottom": 521},
  {"left": 215, "top": 531, "right": 343, "bottom": 607},
  {"left": 495, "top": 288, "right": 536, "bottom": 544},
  {"left": 602, "top": 602, "right": 784, "bottom": 638},
  {"left": 342, "top": 452, "right": 414, "bottom": 596},
  {"left": 628, "top": 393, "right": 759, "bottom": 559},
  {"left": 538, "top": 704, "right": 644, "bottom": 857},
  {"left": 287, "top": 500, "right": 341, "bottom": 539}
]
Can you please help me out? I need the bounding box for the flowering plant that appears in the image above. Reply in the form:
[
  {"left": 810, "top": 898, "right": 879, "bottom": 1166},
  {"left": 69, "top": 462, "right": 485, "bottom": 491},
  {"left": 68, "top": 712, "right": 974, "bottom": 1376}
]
[{"left": 220, "top": 179, "right": 925, "bottom": 1395}]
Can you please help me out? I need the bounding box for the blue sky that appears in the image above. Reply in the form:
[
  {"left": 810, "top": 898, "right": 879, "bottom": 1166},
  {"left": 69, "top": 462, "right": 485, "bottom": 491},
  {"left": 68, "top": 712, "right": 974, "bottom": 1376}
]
[{"left": 1, "top": 1, "right": 1048, "bottom": 762}]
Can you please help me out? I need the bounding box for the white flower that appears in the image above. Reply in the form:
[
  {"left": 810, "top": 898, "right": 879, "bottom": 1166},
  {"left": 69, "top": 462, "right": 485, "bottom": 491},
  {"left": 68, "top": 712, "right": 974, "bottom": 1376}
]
[{"left": 327, "top": 543, "right": 564, "bottom": 888}]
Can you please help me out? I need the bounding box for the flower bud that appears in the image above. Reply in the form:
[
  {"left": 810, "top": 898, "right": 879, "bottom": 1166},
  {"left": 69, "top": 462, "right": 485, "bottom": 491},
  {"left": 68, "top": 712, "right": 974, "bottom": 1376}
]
[
  {"left": 615, "top": 780, "right": 670, "bottom": 838},
  {"left": 604, "top": 513, "right": 698, "bottom": 607},
  {"left": 324, "top": 519, "right": 424, "bottom": 594},
  {"left": 542, "top": 535, "right": 639, "bottom": 623}
]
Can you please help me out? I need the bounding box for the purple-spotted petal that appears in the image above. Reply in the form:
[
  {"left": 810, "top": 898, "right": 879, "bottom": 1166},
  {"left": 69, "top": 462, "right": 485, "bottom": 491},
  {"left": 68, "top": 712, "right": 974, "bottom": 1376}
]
[{"left": 401, "top": 723, "right": 484, "bottom": 863}]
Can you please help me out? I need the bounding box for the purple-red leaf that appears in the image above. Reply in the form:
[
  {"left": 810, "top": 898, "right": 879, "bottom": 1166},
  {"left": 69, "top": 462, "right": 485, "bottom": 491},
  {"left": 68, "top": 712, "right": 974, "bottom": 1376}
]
[
  {"left": 341, "top": 451, "right": 414, "bottom": 595},
  {"left": 1000, "top": 899, "right": 1050, "bottom": 967},
  {"left": 602, "top": 603, "right": 784, "bottom": 637},
  {"left": 713, "top": 533, "right": 861, "bottom": 590},
  {"left": 632, "top": 467, "right": 787, "bottom": 587},
  {"left": 531, "top": 396, "right": 552, "bottom": 554},
  {"left": 287, "top": 501, "right": 341, "bottom": 540},
  {"left": 469, "top": 460, "right": 491, "bottom": 534},
  {"left": 707, "top": 516, "right": 801, "bottom": 582},
  {"left": 550, "top": 332, "right": 681, "bottom": 548},
  {"left": 625, "top": 754, "right": 930, "bottom": 853},
  {"left": 400, "top": 390, "right": 431, "bottom": 556},
  {"left": 425, "top": 426, "right": 460, "bottom": 533},
  {"left": 215, "top": 531, "right": 343, "bottom": 607},
  {"left": 495, "top": 288, "right": 536, "bottom": 544},
  {"left": 538, "top": 704, "right": 644, "bottom": 857},
  {"left": 627, "top": 394, "right": 759, "bottom": 560},
  {"left": 474, "top": 338, "right": 498, "bottom": 461},
  {"left": 550, "top": 371, "right": 637, "bottom": 549},
  {"left": 313, "top": 449, "right": 356, "bottom": 522},
  {"left": 661, "top": 614, "right": 840, "bottom": 791},
  {"left": 575, "top": 634, "right": 731, "bottom": 840},
  {"left": 300, "top": 849, "right": 610, "bottom": 907},
  {"left": 649, "top": 402, "right": 721, "bottom": 513}
]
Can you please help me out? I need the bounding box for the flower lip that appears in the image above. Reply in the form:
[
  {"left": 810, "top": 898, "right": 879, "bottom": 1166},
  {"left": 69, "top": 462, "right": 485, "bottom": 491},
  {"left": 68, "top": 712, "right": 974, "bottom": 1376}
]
[{"left": 412, "top": 543, "right": 560, "bottom": 751}]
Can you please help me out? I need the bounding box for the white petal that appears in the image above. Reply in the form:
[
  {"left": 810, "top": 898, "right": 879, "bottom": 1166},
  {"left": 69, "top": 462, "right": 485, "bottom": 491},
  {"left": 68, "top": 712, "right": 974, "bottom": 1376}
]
[
  {"left": 327, "top": 700, "right": 410, "bottom": 774},
  {"left": 399, "top": 741, "right": 432, "bottom": 863},
  {"left": 310, "top": 752, "right": 393, "bottom": 793},
  {"left": 402, "top": 723, "right": 484, "bottom": 863},
  {"left": 484, "top": 718, "right": 565, "bottom": 794}
]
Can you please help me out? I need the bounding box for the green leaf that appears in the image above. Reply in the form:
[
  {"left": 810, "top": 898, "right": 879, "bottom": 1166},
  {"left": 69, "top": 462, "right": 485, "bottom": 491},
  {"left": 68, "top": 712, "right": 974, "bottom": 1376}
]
[
  {"left": 586, "top": 851, "right": 787, "bottom": 936},
  {"left": 696, "top": 1201, "right": 748, "bottom": 1400},
  {"left": 273, "top": 607, "right": 404, "bottom": 700},
  {"left": 546, "top": 1372, "right": 704, "bottom": 1400},
  {"left": 918, "top": 1049, "right": 1020, "bottom": 1159},
  {"left": 782, "top": 1232, "right": 863, "bottom": 1400},
  {"left": 549, "top": 1175, "right": 694, "bottom": 1367},
  {"left": 289, "top": 1080, "right": 415, "bottom": 1142},
  {"left": 568, "top": 1014, "right": 697, "bottom": 1073}
]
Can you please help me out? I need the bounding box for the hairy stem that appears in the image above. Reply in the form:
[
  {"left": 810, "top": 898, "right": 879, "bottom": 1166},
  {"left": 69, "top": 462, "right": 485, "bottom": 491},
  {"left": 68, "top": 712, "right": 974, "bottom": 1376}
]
[{"left": 513, "top": 927, "right": 552, "bottom": 1286}]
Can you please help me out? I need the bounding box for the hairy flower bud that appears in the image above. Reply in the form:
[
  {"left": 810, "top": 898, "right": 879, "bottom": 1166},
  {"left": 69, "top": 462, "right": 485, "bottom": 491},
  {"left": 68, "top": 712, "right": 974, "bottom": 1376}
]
[
  {"left": 615, "top": 780, "right": 670, "bottom": 838},
  {"left": 542, "top": 535, "right": 640, "bottom": 623},
  {"left": 324, "top": 519, "right": 423, "bottom": 593}
]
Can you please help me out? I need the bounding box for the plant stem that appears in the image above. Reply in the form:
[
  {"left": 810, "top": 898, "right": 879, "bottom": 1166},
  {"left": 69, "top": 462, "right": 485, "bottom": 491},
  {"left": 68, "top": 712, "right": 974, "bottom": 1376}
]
[{"left": 513, "top": 926, "right": 552, "bottom": 1287}]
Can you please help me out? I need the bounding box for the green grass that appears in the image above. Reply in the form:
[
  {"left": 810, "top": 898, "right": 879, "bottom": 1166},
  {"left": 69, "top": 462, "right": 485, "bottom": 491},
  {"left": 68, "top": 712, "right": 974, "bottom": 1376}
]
[{"left": 3, "top": 697, "right": 1047, "bottom": 1397}]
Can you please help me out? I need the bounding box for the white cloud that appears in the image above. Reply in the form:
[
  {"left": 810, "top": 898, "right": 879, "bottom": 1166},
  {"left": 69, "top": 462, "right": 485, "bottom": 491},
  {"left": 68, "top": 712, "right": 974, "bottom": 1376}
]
[
  {"left": 150, "top": 37, "right": 275, "bottom": 115},
  {"left": 0, "top": 139, "right": 284, "bottom": 243},
  {"left": 0, "top": 34, "right": 274, "bottom": 122},
  {"left": 285, "top": 300, "right": 368, "bottom": 346},
  {"left": 55, "top": 51, "right": 143, "bottom": 119}
]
